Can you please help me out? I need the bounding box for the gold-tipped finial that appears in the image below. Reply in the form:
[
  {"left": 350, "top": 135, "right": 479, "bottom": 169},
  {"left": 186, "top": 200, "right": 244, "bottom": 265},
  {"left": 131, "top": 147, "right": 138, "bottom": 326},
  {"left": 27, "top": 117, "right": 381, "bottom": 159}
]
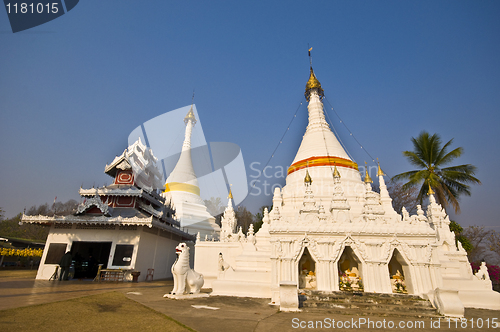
[
  {"left": 305, "top": 67, "right": 324, "bottom": 101},
  {"left": 228, "top": 184, "right": 233, "bottom": 199},
  {"left": 364, "top": 162, "right": 373, "bottom": 183},
  {"left": 304, "top": 47, "right": 323, "bottom": 102},
  {"left": 333, "top": 162, "right": 341, "bottom": 178},
  {"left": 377, "top": 159, "right": 384, "bottom": 177},
  {"left": 304, "top": 168, "right": 313, "bottom": 185},
  {"left": 427, "top": 186, "right": 435, "bottom": 195},
  {"left": 184, "top": 104, "right": 197, "bottom": 125}
]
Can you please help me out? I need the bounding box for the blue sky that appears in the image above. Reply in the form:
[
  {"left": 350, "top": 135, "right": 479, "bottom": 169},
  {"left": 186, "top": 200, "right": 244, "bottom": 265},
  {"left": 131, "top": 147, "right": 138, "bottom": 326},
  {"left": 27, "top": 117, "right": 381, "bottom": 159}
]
[{"left": 1, "top": 1, "right": 499, "bottom": 228}]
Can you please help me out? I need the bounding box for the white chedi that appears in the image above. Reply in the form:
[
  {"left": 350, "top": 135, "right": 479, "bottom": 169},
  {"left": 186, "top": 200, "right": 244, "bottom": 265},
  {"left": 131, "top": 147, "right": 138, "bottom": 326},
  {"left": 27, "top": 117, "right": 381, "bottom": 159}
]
[{"left": 192, "top": 65, "right": 500, "bottom": 313}]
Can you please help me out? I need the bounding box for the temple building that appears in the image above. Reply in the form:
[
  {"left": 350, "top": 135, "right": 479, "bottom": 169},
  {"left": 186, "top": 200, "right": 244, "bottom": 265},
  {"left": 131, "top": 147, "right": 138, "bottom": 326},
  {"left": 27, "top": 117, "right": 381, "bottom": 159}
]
[
  {"left": 161, "top": 105, "right": 221, "bottom": 238},
  {"left": 22, "top": 138, "right": 194, "bottom": 281},
  {"left": 194, "top": 65, "right": 500, "bottom": 312}
]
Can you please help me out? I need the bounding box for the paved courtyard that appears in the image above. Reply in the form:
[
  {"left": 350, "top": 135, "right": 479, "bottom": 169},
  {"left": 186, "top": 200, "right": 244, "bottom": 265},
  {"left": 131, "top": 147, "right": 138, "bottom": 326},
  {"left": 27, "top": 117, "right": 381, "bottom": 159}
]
[{"left": 1, "top": 275, "right": 499, "bottom": 331}]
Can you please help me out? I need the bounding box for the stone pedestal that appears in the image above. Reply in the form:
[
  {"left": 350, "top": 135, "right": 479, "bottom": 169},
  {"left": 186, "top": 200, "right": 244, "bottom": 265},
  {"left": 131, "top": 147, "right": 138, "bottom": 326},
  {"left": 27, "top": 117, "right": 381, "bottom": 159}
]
[
  {"left": 279, "top": 281, "right": 300, "bottom": 312},
  {"left": 434, "top": 288, "right": 464, "bottom": 318}
]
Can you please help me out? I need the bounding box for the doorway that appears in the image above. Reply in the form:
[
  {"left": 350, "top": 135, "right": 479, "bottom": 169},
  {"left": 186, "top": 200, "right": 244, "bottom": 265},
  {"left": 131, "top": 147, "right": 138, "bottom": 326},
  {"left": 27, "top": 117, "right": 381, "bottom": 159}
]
[
  {"left": 298, "top": 247, "right": 316, "bottom": 289},
  {"left": 338, "top": 246, "right": 363, "bottom": 291},
  {"left": 388, "top": 249, "right": 412, "bottom": 294},
  {"left": 71, "top": 241, "right": 111, "bottom": 279}
]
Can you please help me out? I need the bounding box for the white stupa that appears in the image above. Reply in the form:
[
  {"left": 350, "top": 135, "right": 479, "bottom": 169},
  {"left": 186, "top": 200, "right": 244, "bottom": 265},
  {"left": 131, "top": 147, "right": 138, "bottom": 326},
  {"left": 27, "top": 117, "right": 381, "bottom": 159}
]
[
  {"left": 193, "top": 64, "right": 500, "bottom": 316},
  {"left": 162, "top": 105, "right": 220, "bottom": 238}
]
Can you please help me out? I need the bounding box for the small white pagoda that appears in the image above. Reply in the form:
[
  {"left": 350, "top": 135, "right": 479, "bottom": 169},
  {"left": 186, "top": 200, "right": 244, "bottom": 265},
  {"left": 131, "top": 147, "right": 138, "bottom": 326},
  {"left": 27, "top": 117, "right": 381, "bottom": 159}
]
[
  {"left": 194, "top": 65, "right": 500, "bottom": 313},
  {"left": 161, "top": 105, "right": 221, "bottom": 239}
]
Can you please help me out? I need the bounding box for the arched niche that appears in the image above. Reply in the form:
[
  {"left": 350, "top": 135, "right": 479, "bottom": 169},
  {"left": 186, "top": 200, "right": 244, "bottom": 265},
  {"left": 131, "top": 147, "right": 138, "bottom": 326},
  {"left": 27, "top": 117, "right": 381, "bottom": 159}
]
[
  {"left": 298, "top": 247, "right": 317, "bottom": 289},
  {"left": 388, "top": 248, "right": 414, "bottom": 294},
  {"left": 337, "top": 246, "right": 363, "bottom": 291}
]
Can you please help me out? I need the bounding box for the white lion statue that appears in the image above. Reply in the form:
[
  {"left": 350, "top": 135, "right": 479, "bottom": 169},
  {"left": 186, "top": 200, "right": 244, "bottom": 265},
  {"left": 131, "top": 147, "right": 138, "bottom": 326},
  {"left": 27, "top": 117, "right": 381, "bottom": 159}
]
[
  {"left": 170, "top": 243, "right": 204, "bottom": 295},
  {"left": 475, "top": 261, "right": 491, "bottom": 281}
]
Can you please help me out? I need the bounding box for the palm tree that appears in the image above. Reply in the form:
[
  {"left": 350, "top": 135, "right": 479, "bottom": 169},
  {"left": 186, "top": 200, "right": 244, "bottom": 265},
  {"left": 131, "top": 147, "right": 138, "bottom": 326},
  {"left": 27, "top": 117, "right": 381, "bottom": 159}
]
[{"left": 392, "top": 131, "right": 481, "bottom": 214}]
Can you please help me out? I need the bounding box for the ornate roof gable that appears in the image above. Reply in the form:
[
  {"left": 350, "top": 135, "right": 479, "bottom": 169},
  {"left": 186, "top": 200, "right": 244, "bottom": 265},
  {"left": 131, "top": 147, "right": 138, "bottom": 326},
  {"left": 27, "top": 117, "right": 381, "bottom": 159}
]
[{"left": 75, "top": 192, "right": 110, "bottom": 216}]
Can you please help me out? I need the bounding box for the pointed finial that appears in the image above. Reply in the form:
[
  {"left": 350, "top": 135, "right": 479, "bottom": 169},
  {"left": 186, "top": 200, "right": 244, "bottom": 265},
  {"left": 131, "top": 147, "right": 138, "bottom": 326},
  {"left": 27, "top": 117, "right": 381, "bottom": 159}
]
[
  {"left": 304, "top": 169, "right": 312, "bottom": 185},
  {"left": 377, "top": 159, "right": 384, "bottom": 177},
  {"left": 228, "top": 184, "right": 233, "bottom": 199},
  {"left": 305, "top": 64, "right": 324, "bottom": 101},
  {"left": 304, "top": 162, "right": 312, "bottom": 185},
  {"left": 184, "top": 104, "right": 197, "bottom": 125},
  {"left": 428, "top": 186, "right": 435, "bottom": 195},
  {"left": 364, "top": 162, "right": 373, "bottom": 183},
  {"left": 333, "top": 162, "right": 341, "bottom": 178}
]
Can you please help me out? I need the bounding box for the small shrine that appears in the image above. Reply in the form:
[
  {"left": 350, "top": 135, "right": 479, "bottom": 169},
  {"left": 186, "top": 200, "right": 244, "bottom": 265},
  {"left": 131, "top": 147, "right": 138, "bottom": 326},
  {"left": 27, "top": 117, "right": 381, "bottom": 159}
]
[{"left": 22, "top": 138, "right": 194, "bottom": 281}]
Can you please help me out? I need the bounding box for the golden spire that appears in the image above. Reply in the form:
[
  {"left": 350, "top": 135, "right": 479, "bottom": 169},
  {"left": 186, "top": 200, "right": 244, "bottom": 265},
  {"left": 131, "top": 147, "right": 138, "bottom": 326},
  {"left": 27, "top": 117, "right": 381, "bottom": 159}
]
[
  {"left": 427, "top": 186, "right": 435, "bottom": 195},
  {"left": 305, "top": 67, "right": 324, "bottom": 101},
  {"left": 377, "top": 159, "right": 384, "bottom": 177},
  {"left": 364, "top": 162, "right": 373, "bottom": 184},
  {"left": 228, "top": 188, "right": 233, "bottom": 199},
  {"left": 333, "top": 163, "right": 341, "bottom": 178},
  {"left": 304, "top": 168, "right": 313, "bottom": 185},
  {"left": 184, "top": 105, "right": 197, "bottom": 124}
]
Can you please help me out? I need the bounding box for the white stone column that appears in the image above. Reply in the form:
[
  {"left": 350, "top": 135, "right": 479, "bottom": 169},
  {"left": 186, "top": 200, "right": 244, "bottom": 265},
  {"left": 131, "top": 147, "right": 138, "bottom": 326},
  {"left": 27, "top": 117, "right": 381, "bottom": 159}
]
[
  {"left": 363, "top": 262, "right": 375, "bottom": 292},
  {"left": 413, "top": 264, "right": 425, "bottom": 295},
  {"left": 381, "top": 262, "right": 393, "bottom": 293},
  {"left": 317, "top": 260, "right": 329, "bottom": 291},
  {"left": 331, "top": 260, "right": 340, "bottom": 291}
]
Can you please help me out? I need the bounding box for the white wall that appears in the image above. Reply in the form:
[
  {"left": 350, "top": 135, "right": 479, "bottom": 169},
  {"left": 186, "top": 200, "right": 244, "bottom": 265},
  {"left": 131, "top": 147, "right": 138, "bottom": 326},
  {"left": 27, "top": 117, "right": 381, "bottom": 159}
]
[
  {"left": 135, "top": 228, "right": 180, "bottom": 281},
  {"left": 36, "top": 225, "right": 182, "bottom": 281}
]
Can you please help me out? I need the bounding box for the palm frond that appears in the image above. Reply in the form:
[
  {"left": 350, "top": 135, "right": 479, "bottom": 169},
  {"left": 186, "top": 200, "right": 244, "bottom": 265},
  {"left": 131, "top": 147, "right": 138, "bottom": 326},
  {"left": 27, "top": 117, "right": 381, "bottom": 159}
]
[
  {"left": 441, "top": 165, "right": 481, "bottom": 184},
  {"left": 437, "top": 146, "right": 463, "bottom": 167},
  {"left": 402, "top": 151, "right": 427, "bottom": 169},
  {"left": 435, "top": 138, "right": 454, "bottom": 163},
  {"left": 393, "top": 131, "right": 480, "bottom": 215},
  {"left": 441, "top": 182, "right": 460, "bottom": 213},
  {"left": 391, "top": 170, "right": 418, "bottom": 182}
]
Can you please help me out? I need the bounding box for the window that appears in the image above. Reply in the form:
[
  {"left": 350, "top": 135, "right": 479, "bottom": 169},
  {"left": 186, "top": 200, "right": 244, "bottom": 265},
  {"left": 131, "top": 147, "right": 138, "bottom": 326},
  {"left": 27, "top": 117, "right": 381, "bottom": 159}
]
[
  {"left": 112, "top": 244, "right": 134, "bottom": 266},
  {"left": 44, "top": 243, "right": 68, "bottom": 264}
]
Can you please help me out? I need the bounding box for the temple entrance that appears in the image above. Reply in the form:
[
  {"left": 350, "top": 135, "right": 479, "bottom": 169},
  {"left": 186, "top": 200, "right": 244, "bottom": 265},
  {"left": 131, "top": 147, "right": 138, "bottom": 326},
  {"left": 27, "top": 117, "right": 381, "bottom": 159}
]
[
  {"left": 298, "top": 247, "right": 316, "bottom": 289},
  {"left": 388, "top": 249, "right": 412, "bottom": 294},
  {"left": 71, "top": 241, "right": 111, "bottom": 279},
  {"left": 338, "top": 246, "right": 363, "bottom": 291}
]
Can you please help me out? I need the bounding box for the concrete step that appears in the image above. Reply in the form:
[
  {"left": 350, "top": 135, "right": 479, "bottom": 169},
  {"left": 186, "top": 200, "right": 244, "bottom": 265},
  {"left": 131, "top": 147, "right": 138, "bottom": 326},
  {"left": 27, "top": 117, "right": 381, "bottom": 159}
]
[
  {"left": 298, "top": 290, "right": 441, "bottom": 318},
  {"left": 302, "top": 292, "right": 432, "bottom": 306}
]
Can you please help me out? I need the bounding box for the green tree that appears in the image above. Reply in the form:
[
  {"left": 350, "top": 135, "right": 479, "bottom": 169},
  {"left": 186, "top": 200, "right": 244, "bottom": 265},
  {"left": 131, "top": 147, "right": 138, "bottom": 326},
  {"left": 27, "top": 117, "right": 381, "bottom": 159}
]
[
  {"left": 253, "top": 205, "right": 272, "bottom": 233},
  {"left": 392, "top": 131, "right": 481, "bottom": 214},
  {"left": 235, "top": 206, "right": 254, "bottom": 233},
  {"left": 0, "top": 200, "right": 79, "bottom": 242},
  {"left": 0, "top": 213, "right": 49, "bottom": 241},
  {"left": 449, "top": 220, "right": 473, "bottom": 253}
]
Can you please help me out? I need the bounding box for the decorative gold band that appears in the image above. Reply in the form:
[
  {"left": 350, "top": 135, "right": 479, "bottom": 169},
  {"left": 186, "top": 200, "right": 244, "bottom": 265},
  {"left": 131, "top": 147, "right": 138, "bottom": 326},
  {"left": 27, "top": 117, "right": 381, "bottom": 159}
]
[
  {"left": 288, "top": 156, "right": 358, "bottom": 175},
  {"left": 164, "top": 182, "right": 201, "bottom": 196}
]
